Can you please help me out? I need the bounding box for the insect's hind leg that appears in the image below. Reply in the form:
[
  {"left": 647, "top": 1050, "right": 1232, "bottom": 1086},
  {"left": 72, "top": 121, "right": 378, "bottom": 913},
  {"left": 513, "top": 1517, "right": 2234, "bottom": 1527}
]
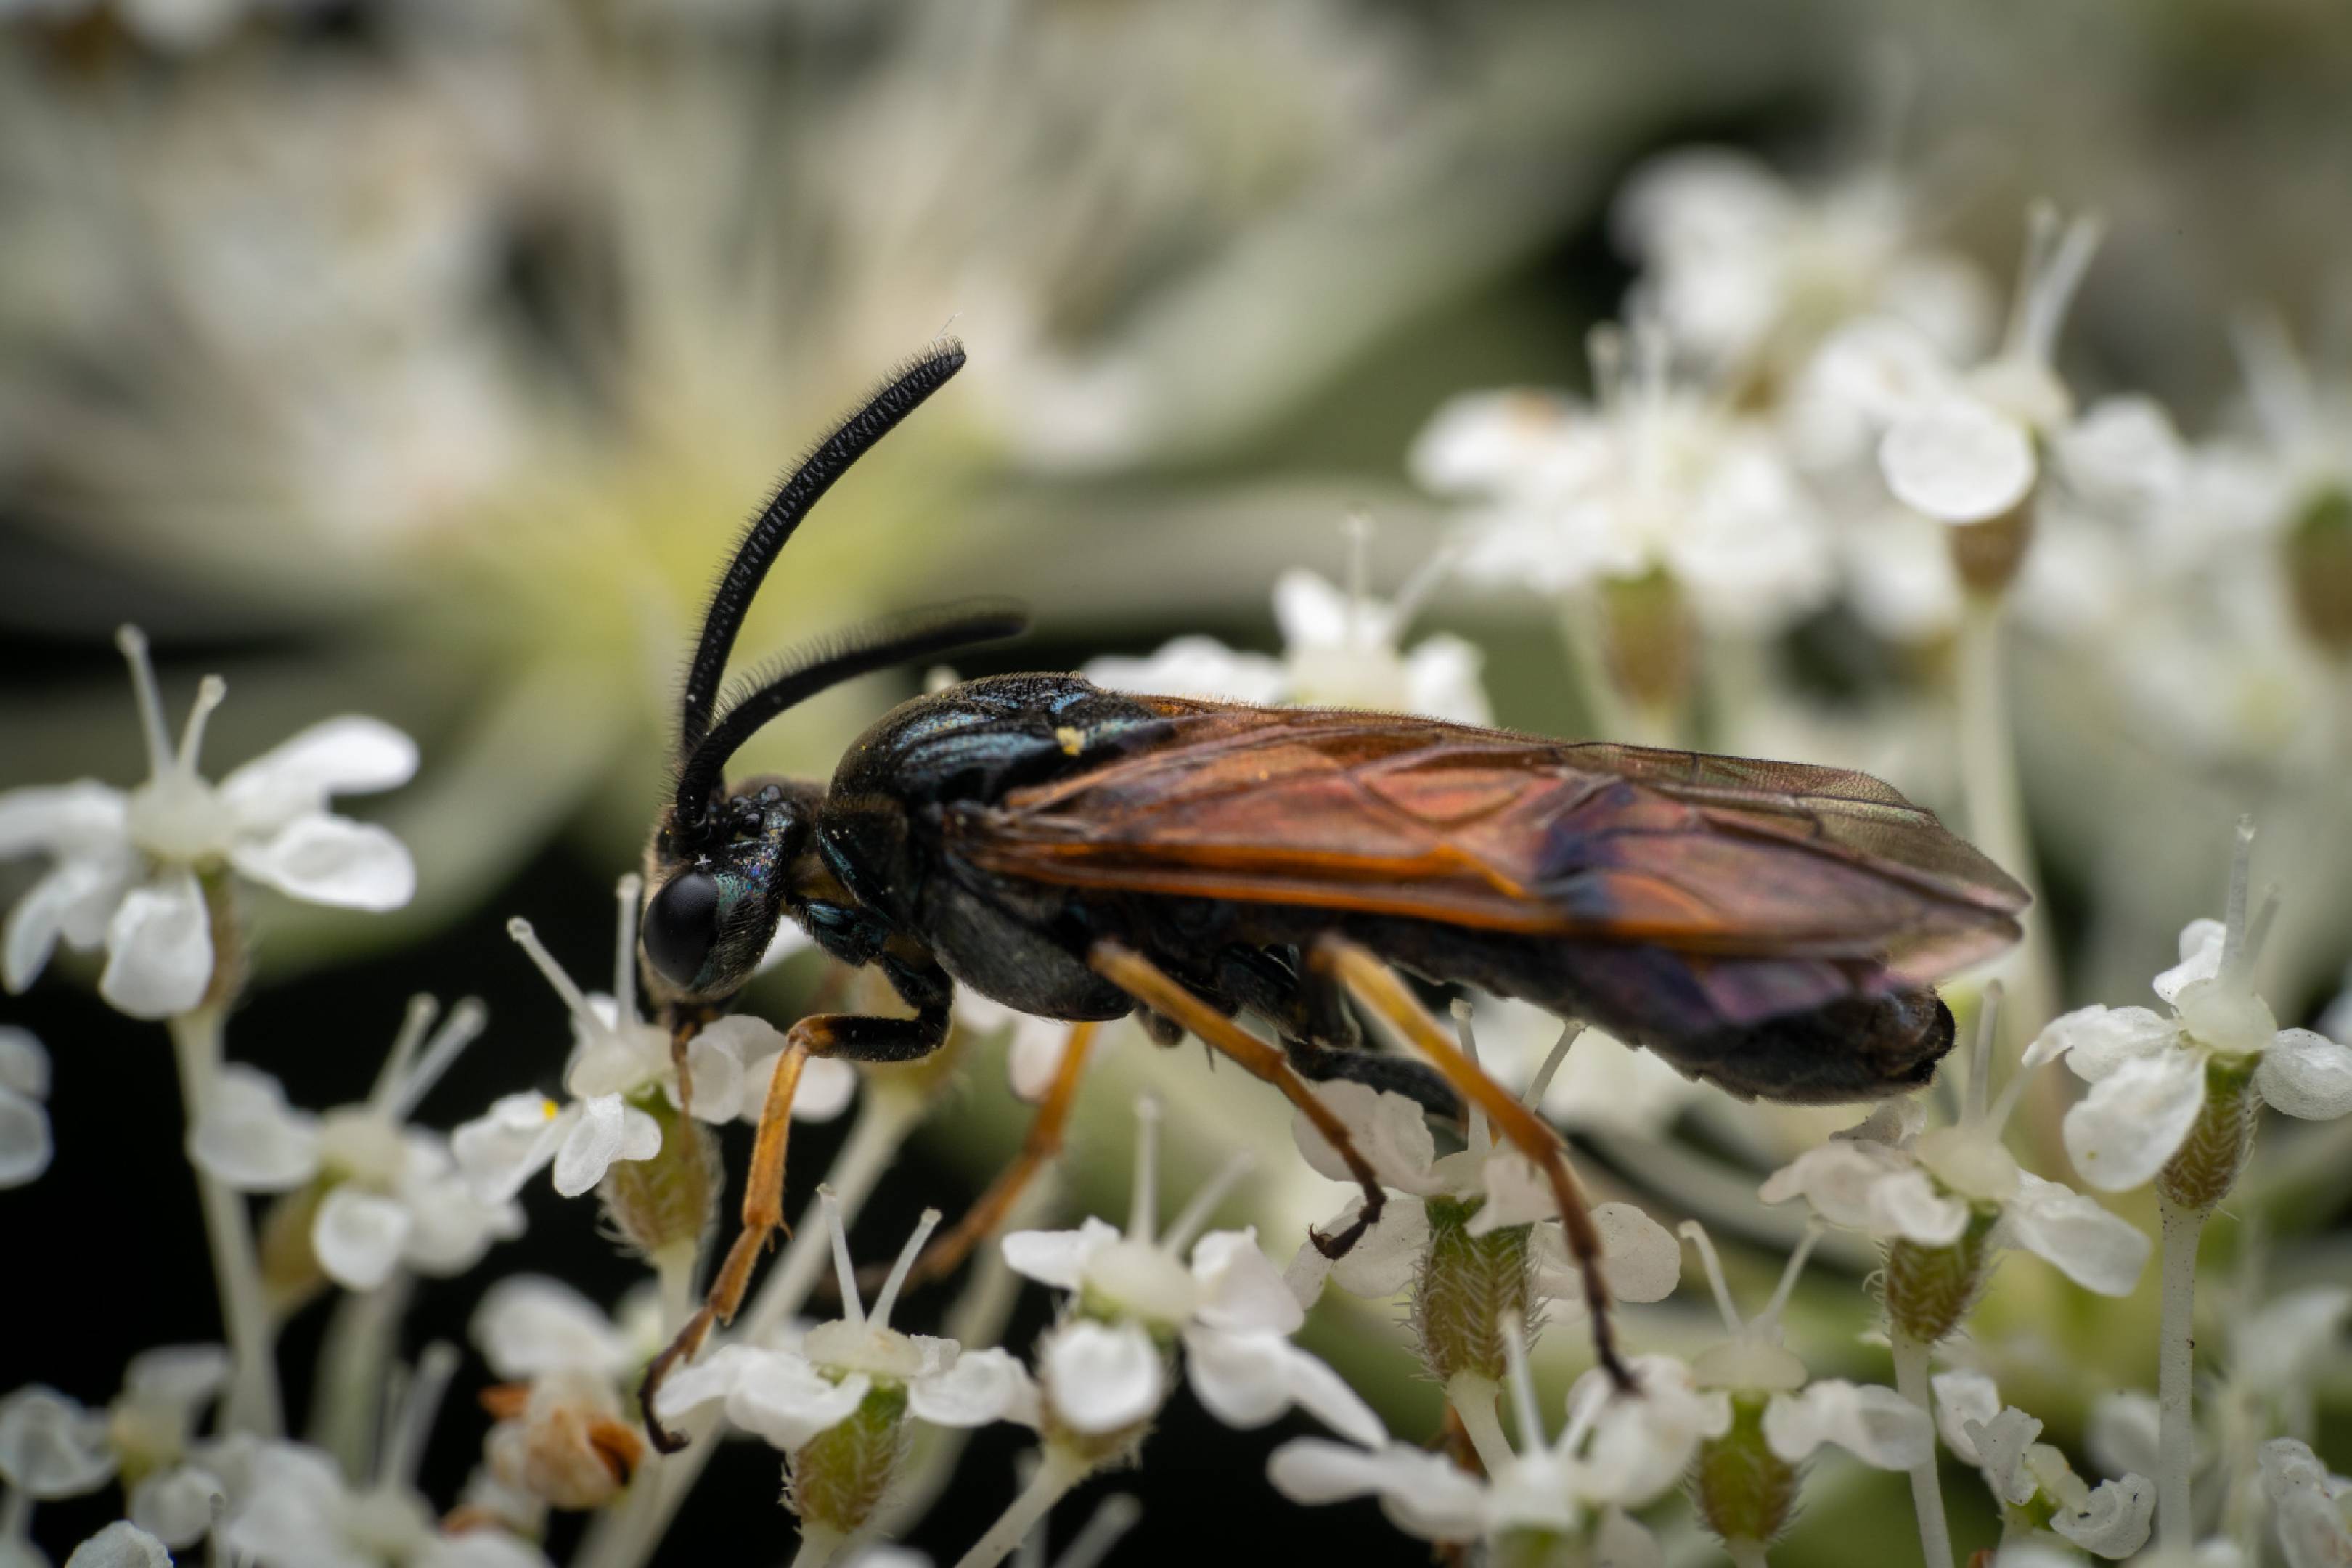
[
  {"left": 1309, "top": 934, "right": 1635, "bottom": 1394},
  {"left": 1213, "top": 947, "right": 1463, "bottom": 1121},
  {"left": 1090, "top": 940, "right": 1389, "bottom": 1261},
  {"left": 638, "top": 1003, "right": 947, "bottom": 1452}
]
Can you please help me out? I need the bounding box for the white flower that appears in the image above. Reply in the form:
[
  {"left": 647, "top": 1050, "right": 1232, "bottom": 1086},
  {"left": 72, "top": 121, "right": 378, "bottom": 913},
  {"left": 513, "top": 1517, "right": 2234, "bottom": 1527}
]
[
  {"left": 1413, "top": 328, "right": 1834, "bottom": 635},
  {"left": 1682, "top": 1221, "right": 1932, "bottom": 1471},
  {"left": 1612, "top": 146, "right": 1993, "bottom": 383},
  {"left": 1760, "top": 1008, "right": 2150, "bottom": 1299},
  {"left": 0, "top": 1387, "right": 116, "bottom": 1500},
  {"left": 2259, "top": 1438, "right": 2352, "bottom": 1568},
  {"left": 1086, "top": 539, "right": 1491, "bottom": 724},
  {"left": 1284, "top": 1079, "right": 1679, "bottom": 1313},
  {"left": 222, "top": 1440, "right": 551, "bottom": 1568},
  {"left": 2043, "top": 894, "right": 2352, "bottom": 1193},
  {"left": 1003, "top": 1098, "right": 1384, "bottom": 1447},
  {"left": 189, "top": 998, "right": 521, "bottom": 1291},
  {"left": 1795, "top": 205, "right": 2102, "bottom": 524},
  {"left": 470, "top": 1278, "right": 660, "bottom": 1514},
  {"left": 453, "top": 875, "right": 844, "bottom": 1203},
  {"left": 0, "top": 1026, "right": 54, "bottom": 1188},
  {"left": 0, "top": 626, "right": 415, "bottom": 1018},
  {"left": 658, "top": 1196, "right": 1034, "bottom": 1453},
  {"left": 1933, "top": 1371, "right": 2155, "bottom": 1559},
  {"left": 62, "top": 1523, "right": 172, "bottom": 1568},
  {"left": 1270, "top": 1321, "right": 1711, "bottom": 1558},
  {"left": 0, "top": 1349, "right": 232, "bottom": 1550}
]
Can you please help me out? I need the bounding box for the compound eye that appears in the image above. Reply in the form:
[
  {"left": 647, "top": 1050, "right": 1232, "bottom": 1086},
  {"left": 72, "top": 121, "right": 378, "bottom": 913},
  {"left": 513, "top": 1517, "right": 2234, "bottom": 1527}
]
[{"left": 642, "top": 870, "right": 722, "bottom": 991}]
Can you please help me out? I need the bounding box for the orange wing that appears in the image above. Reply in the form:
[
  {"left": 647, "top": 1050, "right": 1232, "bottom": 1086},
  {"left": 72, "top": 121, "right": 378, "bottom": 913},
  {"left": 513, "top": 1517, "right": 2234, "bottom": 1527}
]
[{"left": 942, "top": 703, "right": 2025, "bottom": 984}]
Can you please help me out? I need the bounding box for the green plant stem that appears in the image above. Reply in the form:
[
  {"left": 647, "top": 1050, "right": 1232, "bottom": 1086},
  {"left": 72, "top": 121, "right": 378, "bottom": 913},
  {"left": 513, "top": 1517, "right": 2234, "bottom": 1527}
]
[
  {"left": 952, "top": 1446, "right": 1092, "bottom": 1568},
  {"left": 309, "top": 1273, "right": 410, "bottom": 1476},
  {"left": 168, "top": 1006, "right": 283, "bottom": 1437},
  {"left": 1890, "top": 1330, "right": 1954, "bottom": 1568},
  {"left": 1727, "top": 1540, "right": 1771, "bottom": 1568},
  {"left": 2157, "top": 1195, "right": 2205, "bottom": 1553}
]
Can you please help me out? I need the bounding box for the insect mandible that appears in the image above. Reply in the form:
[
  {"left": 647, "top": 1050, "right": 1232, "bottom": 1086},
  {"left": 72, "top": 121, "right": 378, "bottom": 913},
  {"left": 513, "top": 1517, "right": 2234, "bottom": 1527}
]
[{"left": 629, "top": 341, "right": 2028, "bottom": 1447}]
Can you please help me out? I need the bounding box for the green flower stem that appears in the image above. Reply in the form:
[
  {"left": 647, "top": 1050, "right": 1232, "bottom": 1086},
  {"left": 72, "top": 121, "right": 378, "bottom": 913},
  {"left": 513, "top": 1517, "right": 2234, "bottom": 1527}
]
[
  {"left": 1890, "top": 1330, "right": 1954, "bottom": 1568},
  {"left": 579, "top": 1087, "right": 927, "bottom": 1568},
  {"left": 952, "top": 1445, "right": 1093, "bottom": 1568},
  {"left": 167, "top": 1005, "right": 283, "bottom": 1437},
  {"left": 1727, "top": 1540, "right": 1771, "bottom": 1568},
  {"left": 2156, "top": 1195, "right": 2205, "bottom": 1553},
  {"left": 308, "top": 1272, "right": 411, "bottom": 1476},
  {"left": 1444, "top": 1373, "right": 1518, "bottom": 1476}
]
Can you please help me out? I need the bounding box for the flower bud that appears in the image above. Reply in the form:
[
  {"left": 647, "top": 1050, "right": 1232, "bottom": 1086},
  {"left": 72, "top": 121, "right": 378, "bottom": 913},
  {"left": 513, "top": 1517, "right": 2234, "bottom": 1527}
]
[
  {"left": 1881, "top": 1212, "right": 1997, "bottom": 1345},
  {"left": 597, "top": 1096, "right": 717, "bottom": 1265},
  {"left": 483, "top": 1375, "right": 643, "bottom": 1512},
  {"left": 1413, "top": 1196, "right": 1533, "bottom": 1384},
  {"left": 786, "top": 1381, "right": 910, "bottom": 1535},
  {"left": 2155, "top": 1055, "right": 2258, "bottom": 1213},
  {"left": 2285, "top": 486, "right": 2352, "bottom": 655},
  {"left": 1695, "top": 1392, "right": 1800, "bottom": 1551}
]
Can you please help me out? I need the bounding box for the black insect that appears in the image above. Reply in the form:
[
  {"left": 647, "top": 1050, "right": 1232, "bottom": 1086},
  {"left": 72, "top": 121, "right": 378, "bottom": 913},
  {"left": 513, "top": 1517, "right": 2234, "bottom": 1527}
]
[{"left": 631, "top": 342, "right": 2027, "bottom": 1447}]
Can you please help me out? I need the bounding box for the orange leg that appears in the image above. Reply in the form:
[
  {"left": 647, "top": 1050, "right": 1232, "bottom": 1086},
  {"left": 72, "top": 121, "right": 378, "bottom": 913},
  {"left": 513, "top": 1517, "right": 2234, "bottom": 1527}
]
[
  {"left": 1089, "top": 942, "right": 1387, "bottom": 1258},
  {"left": 638, "top": 1004, "right": 947, "bottom": 1451},
  {"left": 895, "top": 1021, "right": 1101, "bottom": 1294},
  {"left": 1310, "top": 935, "right": 1633, "bottom": 1392}
]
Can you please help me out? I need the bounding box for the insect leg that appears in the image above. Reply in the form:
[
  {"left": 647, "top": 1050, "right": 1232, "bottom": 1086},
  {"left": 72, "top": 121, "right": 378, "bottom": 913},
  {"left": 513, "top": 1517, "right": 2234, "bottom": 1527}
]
[
  {"left": 1088, "top": 940, "right": 1387, "bottom": 1260},
  {"left": 1309, "top": 935, "right": 1634, "bottom": 1394},
  {"left": 1214, "top": 947, "right": 1462, "bottom": 1119},
  {"left": 891, "top": 1019, "right": 1101, "bottom": 1295},
  {"left": 637, "top": 1004, "right": 948, "bottom": 1452}
]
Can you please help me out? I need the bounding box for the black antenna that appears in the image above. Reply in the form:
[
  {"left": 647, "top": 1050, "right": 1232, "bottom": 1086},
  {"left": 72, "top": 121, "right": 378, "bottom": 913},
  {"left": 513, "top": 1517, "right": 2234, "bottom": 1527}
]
[
  {"left": 677, "top": 340, "right": 968, "bottom": 759},
  {"left": 672, "top": 600, "right": 1029, "bottom": 833}
]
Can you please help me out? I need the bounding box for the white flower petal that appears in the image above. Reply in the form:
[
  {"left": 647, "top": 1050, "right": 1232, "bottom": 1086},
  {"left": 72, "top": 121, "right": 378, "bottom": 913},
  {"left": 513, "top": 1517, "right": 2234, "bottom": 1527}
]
[
  {"left": 1463, "top": 1150, "right": 1553, "bottom": 1233},
  {"left": 2233, "top": 1286, "right": 2352, "bottom": 1397},
  {"left": 63, "top": 1523, "right": 172, "bottom": 1568},
  {"left": 1320, "top": 1195, "right": 1429, "bottom": 1299},
  {"left": 1931, "top": 1371, "right": 2003, "bottom": 1466},
  {"left": 2260, "top": 1437, "right": 2352, "bottom": 1568},
  {"left": 130, "top": 1463, "right": 228, "bottom": 1548},
  {"left": 673, "top": 1034, "right": 745, "bottom": 1124},
  {"left": 1593, "top": 1202, "right": 1681, "bottom": 1303},
  {"left": 2001, "top": 1173, "right": 2152, "bottom": 1296},
  {"left": 1872, "top": 1169, "right": 1971, "bottom": 1246},
  {"left": 472, "top": 1276, "right": 632, "bottom": 1379},
  {"left": 552, "top": 1095, "right": 660, "bottom": 1198},
  {"left": 1880, "top": 398, "right": 2036, "bottom": 523},
  {"left": 1189, "top": 1229, "right": 1305, "bottom": 1336},
  {"left": 311, "top": 1185, "right": 415, "bottom": 1291},
  {"left": 2051, "top": 1472, "right": 2155, "bottom": 1559},
  {"left": 123, "top": 1345, "right": 232, "bottom": 1418},
  {"left": 6, "top": 853, "right": 135, "bottom": 995},
  {"left": 1401, "top": 636, "right": 1493, "bottom": 726},
  {"left": 1000, "top": 1218, "right": 1120, "bottom": 1291},
  {"left": 0, "top": 1088, "right": 52, "bottom": 1188},
  {"left": 229, "top": 812, "right": 415, "bottom": 912},
  {"left": 791, "top": 1056, "right": 859, "bottom": 1124},
  {"left": 1270, "top": 569, "right": 1357, "bottom": 649},
  {"left": 218, "top": 716, "right": 417, "bottom": 830},
  {"left": 650, "top": 1344, "right": 764, "bottom": 1423},
  {"left": 2086, "top": 1391, "right": 2161, "bottom": 1481},
  {"left": 1005, "top": 1017, "right": 1074, "bottom": 1104},
  {"left": 452, "top": 1094, "right": 568, "bottom": 1204},
  {"left": 2043, "top": 1006, "right": 2179, "bottom": 1082},
  {"left": 1291, "top": 1082, "right": 1436, "bottom": 1192},
  {"left": 0, "top": 1029, "right": 49, "bottom": 1105},
  {"left": 1038, "top": 1320, "right": 1163, "bottom": 1435},
  {"left": 727, "top": 1355, "right": 870, "bottom": 1451},
  {"left": 2062, "top": 1050, "right": 2208, "bottom": 1192},
  {"left": 98, "top": 871, "right": 213, "bottom": 1020},
  {"left": 1591, "top": 1507, "right": 1664, "bottom": 1568},
  {"left": 1763, "top": 1380, "right": 1930, "bottom": 1469},
  {"left": 187, "top": 1064, "right": 322, "bottom": 1191},
  {"left": 1266, "top": 1440, "right": 1487, "bottom": 1542},
  {"left": 0, "top": 782, "right": 128, "bottom": 860},
  {"left": 0, "top": 1388, "right": 115, "bottom": 1498},
  {"left": 2153, "top": 920, "right": 2226, "bottom": 1004},
  {"left": 1967, "top": 1407, "right": 2043, "bottom": 1506},
  {"left": 395, "top": 1146, "right": 521, "bottom": 1276},
  {"left": 908, "top": 1348, "right": 1034, "bottom": 1429},
  {"left": 1178, "top": 1326, "right": 1293, "bottom": 1430},
  {"left": 1272, "top": 1342, "right": 1388, "bottom": 1450},
  {"left": 2256, "top": 1029, "right": 2352, "bottom": 1120},
  {"left": 1567, "top": 1356, "right": 1725, "bottom": 1508}
]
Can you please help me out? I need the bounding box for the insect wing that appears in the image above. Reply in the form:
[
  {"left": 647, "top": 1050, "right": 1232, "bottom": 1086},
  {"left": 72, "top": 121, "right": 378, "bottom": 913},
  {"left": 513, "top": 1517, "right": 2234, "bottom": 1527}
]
[{"left": 943, "top": 706, "right": 2025, "bottom": 983}]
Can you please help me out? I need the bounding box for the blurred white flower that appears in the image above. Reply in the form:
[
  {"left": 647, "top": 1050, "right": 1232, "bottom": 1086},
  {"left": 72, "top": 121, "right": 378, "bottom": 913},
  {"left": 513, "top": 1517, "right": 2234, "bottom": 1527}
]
[
  {"left": 1005, "top": 1098, "right": 1383, "bottom": 1446},
  {"left": 221, "top": 1440, "right": 550, "bottom": 1568},
  {"left": 452, "top": 877, "right": 847, "bottom": 1204},
  {"left": 0, "top": 1349, "right": 232, "bottom": 1551},
  {"left": 2041, "top": 907, "right": 2352, "bottom": 1194},
  {"left": 1933, "top": 1370, "right": 2155, "bottom": 1559},
  {"left": 471, "top": 1278, "right": 661, "bottom": 1514},
  {"left": 1795, "top": 205, "right": 2102, "bottom": 525},
  {"left": 1415, "top": 327, "right": 1834, "bottom": 635},
  {"left": 1087, "top": 547, "right": 1490, "bottom": 724},
  {"left": 1283, "top": 1079, "right": 1678, "bottom": 1314},
  {"left": 1613, "top": 146, "right": 1993, "bottom": 385},
  {"left": 0, "top": 1387, "right": 116, "bottom": 1501},
  {"left": 657, "top": 1196, "right": 1034, "bottom": 1452},
  {"left": 0, "top": 1026, "right": 52, "bottom": 1188},
  {"left": 2258, "top": 1437, "right": 2352, "bottom": 1568},
  {"left": 0, "top": 628, "right": 415, "bottom": 1018},
  {"left": 189, "top": 998, "right": 520, "bottom": 1292},
  {"left": 1458, "top": 992, "right": 1699, "bottom": 1139},
  {"left": 61, "top": 1522, "right": 172, "bottom": 1568}
]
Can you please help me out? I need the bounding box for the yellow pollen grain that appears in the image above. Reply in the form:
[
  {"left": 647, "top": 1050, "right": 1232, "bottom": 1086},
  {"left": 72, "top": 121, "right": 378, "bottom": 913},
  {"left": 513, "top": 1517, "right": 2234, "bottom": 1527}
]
[{"left": 1055, "top": 726, "right": 1085, "bottom": 756}]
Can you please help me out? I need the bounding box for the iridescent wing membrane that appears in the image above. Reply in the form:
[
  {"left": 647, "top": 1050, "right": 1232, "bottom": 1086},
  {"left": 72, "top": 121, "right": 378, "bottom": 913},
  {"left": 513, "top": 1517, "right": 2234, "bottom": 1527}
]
[{"left": 942, "top": 703, "right": 2026, "bottom": 985}]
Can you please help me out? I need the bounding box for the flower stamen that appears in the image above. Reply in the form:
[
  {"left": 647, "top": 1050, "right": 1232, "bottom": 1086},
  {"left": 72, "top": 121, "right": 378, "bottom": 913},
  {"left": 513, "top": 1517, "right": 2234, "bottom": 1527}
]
[
  {"left": 115, "top": 624, "right": 173, "bottom": 778},
  {"left": 380, "top": 1342, "right": 459, "bottom": 1490},
  {"left": 507, "top": 918, "right": 597, "bottom": 1034},
  {"left": 613, "top": 873, "right": 642, "bottom": 1024},
  {"left": 1160, "top": 1151, "right": 1254, "bottom": 1256},
  {"left": 385, "top": 999, "right": 486, "bottom": 1124},
  {"left": 1522, "top": 1021, "right": 1585, "bottom": 1110},
  {"left": 1499, "top": 1308, "right": 1543, "bottom": 1455},
  {"left": 868, "top": 1206, "right": 943, "bottom": 1332},
  {"left": 1680, "top": 1220, "right": 1746, "bottom": 1336},
  {"left": 1127, "top": 1095, "right": 1161, "bottom": 1244},
  {"left": 820, "top": 1186, "right": 865, "bottom": 1326}
]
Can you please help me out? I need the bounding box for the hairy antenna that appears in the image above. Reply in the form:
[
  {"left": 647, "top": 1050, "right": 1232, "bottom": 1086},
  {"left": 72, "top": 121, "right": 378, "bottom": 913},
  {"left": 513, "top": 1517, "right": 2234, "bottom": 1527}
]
[
  {"left": 677, "top": 340, "right": 968, "bottom": 759},
  {"left": 671, "top": 600, "right": 1029, "bottom": 833}
]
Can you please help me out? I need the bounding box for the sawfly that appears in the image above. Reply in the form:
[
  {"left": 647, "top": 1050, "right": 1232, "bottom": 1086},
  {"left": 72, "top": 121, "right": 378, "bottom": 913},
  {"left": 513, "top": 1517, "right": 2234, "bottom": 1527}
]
[{"left": 630, "top": 340, "right": 2028, "bottom": 1447}]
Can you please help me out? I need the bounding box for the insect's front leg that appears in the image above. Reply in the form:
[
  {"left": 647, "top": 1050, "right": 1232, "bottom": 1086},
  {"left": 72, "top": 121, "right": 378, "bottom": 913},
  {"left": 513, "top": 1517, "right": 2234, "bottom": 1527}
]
[{"left": 638, "top": 999, "right": 950, "bottom": 1451}]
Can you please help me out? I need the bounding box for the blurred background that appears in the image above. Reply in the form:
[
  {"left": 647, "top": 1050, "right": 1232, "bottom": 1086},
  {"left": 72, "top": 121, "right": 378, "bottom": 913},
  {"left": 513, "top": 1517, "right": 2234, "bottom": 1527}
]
[{"left": 4, "top": 0, "right": 2351, "bottom": 1563}]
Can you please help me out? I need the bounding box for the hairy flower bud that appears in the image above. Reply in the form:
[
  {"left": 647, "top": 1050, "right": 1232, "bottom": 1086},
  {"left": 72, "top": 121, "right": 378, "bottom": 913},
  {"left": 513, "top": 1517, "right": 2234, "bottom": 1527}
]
[
  {"left": 2155, "top": 1055, "right": 2259, "bottom": 1212},
  {"left": 1696, "top": 1392, "right": 1800, "bottom": 1551},
  {"left": 597, "top": 1097, "right": 716, "bottom": 1267},
  {"left": 1882, "top": 1211, "right": 1998, "bottom": 1344},
  {"left": 786, "top": 1381, "right": 910, "bottom": 1535},
  {"left": 1413, "top": 1196, "right": 1534, "bottom": 1384}
]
